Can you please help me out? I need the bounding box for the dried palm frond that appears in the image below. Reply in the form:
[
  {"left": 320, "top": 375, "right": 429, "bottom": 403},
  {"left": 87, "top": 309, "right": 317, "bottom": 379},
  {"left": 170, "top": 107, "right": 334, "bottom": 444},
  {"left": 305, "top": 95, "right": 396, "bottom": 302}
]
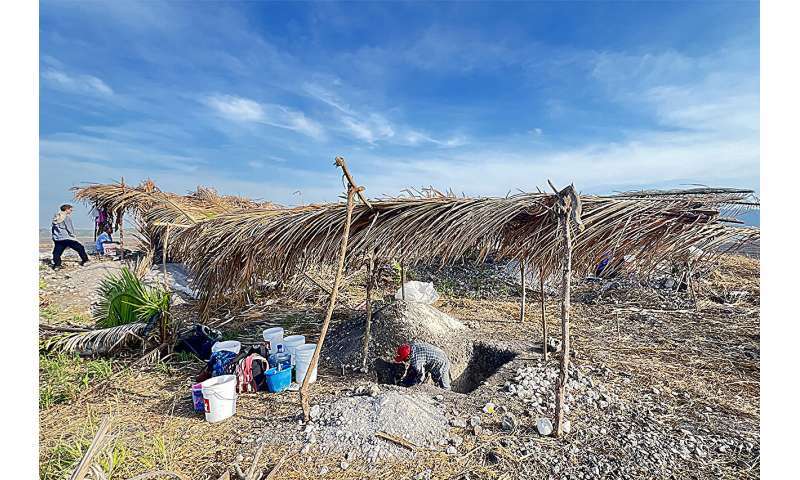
[
  {"left": 172, "top": 187, "right": 758, "bottom": 314},
  {"left": 72, "top": 180, "right": 281, "bottom": 260},
  {"left": 44, "top": 322, "right": 151, "bottom": 355}
]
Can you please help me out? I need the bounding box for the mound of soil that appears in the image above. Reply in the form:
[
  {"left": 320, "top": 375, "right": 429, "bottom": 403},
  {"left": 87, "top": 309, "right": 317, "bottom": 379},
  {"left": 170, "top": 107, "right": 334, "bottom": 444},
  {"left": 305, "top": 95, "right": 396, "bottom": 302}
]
[
  {"left": 325, "top": 301, "right": 473, "bottom": 376},
  {"left": 304, "top": 389, "right": 450, "bottom": 461}
]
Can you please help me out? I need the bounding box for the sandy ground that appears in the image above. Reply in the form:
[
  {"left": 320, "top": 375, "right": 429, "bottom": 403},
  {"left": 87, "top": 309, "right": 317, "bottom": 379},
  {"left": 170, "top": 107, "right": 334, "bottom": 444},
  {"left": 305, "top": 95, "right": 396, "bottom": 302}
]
[{"left": 38, "top": 254, "right": 760, "bottom": 479}]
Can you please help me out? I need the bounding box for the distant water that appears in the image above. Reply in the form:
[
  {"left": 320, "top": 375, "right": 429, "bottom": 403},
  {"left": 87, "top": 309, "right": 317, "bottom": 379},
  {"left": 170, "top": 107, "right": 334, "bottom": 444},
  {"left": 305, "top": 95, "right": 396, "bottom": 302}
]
[{"left": 38, "top": 228, "right": 139, "bottom": 254}]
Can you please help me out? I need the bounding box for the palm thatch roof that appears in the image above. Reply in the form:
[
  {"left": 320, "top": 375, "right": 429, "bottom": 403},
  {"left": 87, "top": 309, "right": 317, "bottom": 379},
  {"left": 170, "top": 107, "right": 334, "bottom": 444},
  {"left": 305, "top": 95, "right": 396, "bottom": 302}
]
[
  {"left": 169, "top": 187, "right": 758, "bottom": 313},
  {"left": 72, "top": 180, "right": 280, "bottom": 251}
]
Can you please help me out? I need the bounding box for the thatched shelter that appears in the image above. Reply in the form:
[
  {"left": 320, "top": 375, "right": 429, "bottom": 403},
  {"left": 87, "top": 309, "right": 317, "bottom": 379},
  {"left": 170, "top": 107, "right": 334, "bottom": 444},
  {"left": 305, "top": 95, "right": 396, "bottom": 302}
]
[
  {"left": 167, "top": 186, "right": 757, "bottom": 314},
  {"left": 72, "top": 180, "right": 280, "bottom": 258}
]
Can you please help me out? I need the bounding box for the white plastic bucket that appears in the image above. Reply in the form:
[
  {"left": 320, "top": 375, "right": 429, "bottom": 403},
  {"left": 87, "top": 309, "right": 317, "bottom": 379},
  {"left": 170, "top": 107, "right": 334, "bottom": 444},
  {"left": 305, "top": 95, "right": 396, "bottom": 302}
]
[
  {"left": 283, "top": 335, "right": 306, "bottom": 367},
  {"left": 295, "top": 343, "right": 318, "bottom": 384},
  {"left": 211, "top": 340, "right": 241, "bottom": 355},
  {"left": 262, "top": 327, "right": 284, "bottom": 354},
  {"left": 200, "top": 374, "right": 237, "bottom": 423}
]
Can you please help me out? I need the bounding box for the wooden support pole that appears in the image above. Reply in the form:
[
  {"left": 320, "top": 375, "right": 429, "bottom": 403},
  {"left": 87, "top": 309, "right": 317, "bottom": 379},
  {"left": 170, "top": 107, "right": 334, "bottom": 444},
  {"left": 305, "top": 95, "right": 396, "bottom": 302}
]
[
  {"left": 400, "top": 261, "right": 406, "bottom": 300},
  {"left": 520, "top": 261, "right": 527, "bottom": 322},
  {"left": 555, "top": 208, "right": 572, "bottom": 437},
  {"left": 362, "top": 252, "right": 375, "bottom": 370},
  {"left": 540, "top": 265, "right": 547, "bottom": 362},
  {"left": 119, "top": 177, "right": 125, "bottom": 261},
  {"left": 162, "top": 226, "right": 170, "bottom": 288},
  {"left": 299, "top": 183, "right": 361, "bottom": 421},
  {"left": 549, "top": 181, "right": 583, "bottom": 438}
]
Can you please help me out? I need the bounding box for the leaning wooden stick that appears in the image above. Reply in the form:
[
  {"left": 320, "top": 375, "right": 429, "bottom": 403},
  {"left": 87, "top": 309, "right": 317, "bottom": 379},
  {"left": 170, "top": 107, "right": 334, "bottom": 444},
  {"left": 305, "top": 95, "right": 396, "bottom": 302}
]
[
  {"left": 375, "top": 431, "right": 417, "bottom": 451},
  {"left": 245, "top": 442, "right": 265, "bottom": 480},
  {"left": 299, "top": 159, "right": 364, "bottom": 421},
  {"left": 519, "top": 261, "right": 527, "bottom": 323},
  {"left": 69, "top": 415, "right": 111, "bottom": 480},
  {"left": 362, "top": 252, "right": 375, "bottom": 369},
  {"left": 119, "top": 177, "right": 125, "bottom": 261},
  {"left": 335, "top": 156, "right": 372, "bottom": 209},
  {"left": 540, "top": 265, "right": 547, "bottom": 362},
  {"left": 162, "top": 226, "right": 171, "bottom": 290},
  {"left": 400, "top": 261, "right": 406, "bottom": 300}
]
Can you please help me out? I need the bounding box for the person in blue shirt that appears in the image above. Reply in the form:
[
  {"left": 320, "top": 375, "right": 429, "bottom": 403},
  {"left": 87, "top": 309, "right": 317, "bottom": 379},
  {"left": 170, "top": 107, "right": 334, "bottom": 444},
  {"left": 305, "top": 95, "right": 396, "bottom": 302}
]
[{"left": 95, "top": 225, "right": 114, "bottom": 255}]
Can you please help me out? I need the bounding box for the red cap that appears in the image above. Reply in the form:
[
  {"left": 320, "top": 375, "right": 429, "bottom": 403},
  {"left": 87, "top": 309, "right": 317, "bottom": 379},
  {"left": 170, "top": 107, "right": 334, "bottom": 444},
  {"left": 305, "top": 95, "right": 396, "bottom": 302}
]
[{"left": 395, "top": 343, "right": 411, "bottom": 362}]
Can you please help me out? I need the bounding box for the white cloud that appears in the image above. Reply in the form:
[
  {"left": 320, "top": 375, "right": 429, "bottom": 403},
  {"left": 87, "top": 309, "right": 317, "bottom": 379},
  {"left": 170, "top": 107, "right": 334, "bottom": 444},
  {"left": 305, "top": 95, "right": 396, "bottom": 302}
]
[
  {"left": 247, "top": 160, "right": 264, "bottom": 169},
  {"left": 303, "top": 82, "right": 355, "bottom": 115},
  {"left": 353, "top": 47, "right": 759, "bottom": 197},
  {"left": 341, "top": 114, "right": 395, "bottom": 144},
  {"left": 204, "top": 94, "right": 325, "bottom": 139},
  {"left": 42, "top": 68, "right": 114, "bottom": 96},
  {"left": 355, "top": 128, "right": 758, "bottom": 200},
  {"left": 304, "top": 82, "right": 467, "bottom": 147},
  {"left": 41, "top": 133, "right": 204, "bottom": 173},
  {"left": 204, "top": 94, "right": 265, "bottom": 122},
  {"left": 277, "top": 107, "right": 325, "bottom": 139}
]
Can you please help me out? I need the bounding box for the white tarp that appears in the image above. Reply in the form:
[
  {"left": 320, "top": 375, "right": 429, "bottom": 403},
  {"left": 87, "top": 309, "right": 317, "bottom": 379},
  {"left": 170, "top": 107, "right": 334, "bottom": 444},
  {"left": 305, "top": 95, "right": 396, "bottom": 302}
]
[{"left": 395, "top": 280, "right": 440, "bottom": 304}]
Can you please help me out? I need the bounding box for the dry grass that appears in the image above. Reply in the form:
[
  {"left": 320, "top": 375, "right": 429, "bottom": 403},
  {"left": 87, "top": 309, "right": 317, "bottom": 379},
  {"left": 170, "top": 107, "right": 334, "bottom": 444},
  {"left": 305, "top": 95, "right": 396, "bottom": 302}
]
[{"left": 39, "top": 254, "right": 759, "bottom": 479}]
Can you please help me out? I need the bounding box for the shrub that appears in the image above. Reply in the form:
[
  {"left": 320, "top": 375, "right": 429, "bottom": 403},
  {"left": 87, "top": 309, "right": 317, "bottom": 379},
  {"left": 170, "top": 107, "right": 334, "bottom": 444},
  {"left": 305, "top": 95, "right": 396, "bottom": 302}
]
[{"left": 95, "top": 267, "right": 170, "bottom": 328}]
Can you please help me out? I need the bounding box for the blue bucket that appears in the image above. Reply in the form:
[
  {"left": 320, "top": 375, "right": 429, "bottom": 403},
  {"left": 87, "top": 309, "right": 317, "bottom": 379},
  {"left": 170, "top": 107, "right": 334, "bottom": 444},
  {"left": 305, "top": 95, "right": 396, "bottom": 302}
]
[{"left": 265, "top": 367, "right": 292, "bottom": 393}]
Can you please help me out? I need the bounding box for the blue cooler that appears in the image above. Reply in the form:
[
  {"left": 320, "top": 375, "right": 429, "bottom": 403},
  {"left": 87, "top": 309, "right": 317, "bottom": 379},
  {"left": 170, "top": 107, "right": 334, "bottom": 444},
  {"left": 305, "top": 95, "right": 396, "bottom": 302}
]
[{"left": 265, "top": 367, "right": 292, "bottom": 393}]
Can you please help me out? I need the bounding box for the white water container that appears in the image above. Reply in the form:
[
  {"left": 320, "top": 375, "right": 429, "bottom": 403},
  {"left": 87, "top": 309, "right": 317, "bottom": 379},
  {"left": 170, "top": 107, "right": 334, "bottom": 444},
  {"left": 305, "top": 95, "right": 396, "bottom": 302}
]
[
  {"left": 200, "top": 374, "right": 237, "bottom": 423},
  {"left": 283, "top": 335, "right": 306, "bottom": 367},
  {"left": 262, "top": 327, "right": 284, "bottom": 354},
  {"left": 295, "top": 343, "right": 318, "bottom": 384},
  {"left": 211, "top": 340, "right": 241, "bottom": 355}
]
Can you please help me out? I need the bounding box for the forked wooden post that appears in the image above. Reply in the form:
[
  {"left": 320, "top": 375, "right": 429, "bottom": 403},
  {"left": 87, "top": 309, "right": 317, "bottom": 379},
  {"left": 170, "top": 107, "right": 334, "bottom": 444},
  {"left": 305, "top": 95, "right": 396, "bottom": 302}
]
[
  {"left": 300, "top": 157, "right": 367, "bottom": 421},
  {"left": 540, "top": 265, "right": 547, "bottom": 362},
  {"left": 519, "top": 261, "right": 527, "bottom": 322},
  {"left": 555, "top": 207, "right": 572, "bottom": 437},
  {"left": 549, "top": 181, "right": 583, "bottom": 437},
  {"left": 361, "top": 252, "right": 375, "bottom": 369}
]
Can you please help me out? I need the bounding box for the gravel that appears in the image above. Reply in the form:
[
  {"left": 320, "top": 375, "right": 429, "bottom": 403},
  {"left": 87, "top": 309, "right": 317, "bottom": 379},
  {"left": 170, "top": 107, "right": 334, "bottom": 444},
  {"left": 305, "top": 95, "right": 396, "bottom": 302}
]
[{"left": 298, "top": 389, "right": 450, "bottom": 462}]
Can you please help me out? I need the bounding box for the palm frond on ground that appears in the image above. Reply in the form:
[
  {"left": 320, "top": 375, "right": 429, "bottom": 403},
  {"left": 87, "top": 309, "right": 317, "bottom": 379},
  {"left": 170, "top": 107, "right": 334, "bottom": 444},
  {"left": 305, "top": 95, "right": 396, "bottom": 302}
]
[{"left": 44, "top": 322, "right": 150, "bottom": 355}]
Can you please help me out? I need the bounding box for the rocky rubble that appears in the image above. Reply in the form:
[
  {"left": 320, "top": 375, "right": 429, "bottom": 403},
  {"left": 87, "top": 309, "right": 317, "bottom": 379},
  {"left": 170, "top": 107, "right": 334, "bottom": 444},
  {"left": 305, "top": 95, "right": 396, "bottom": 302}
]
[
  {"left": 501, "top": 361, "right": 616, "bottom": 418},
  {"left": 447, "top": 361, "right": 759, "bottom": 479},
  {"left": 294, "top": 389, "right": 452, "bottom": 463}
]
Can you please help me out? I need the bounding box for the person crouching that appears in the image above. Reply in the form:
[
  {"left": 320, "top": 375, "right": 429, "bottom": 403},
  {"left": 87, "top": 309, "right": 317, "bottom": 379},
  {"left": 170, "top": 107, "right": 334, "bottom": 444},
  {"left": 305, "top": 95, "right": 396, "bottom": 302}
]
[{"left": 395, "top": 341, "right": 452, "bottom": 390}]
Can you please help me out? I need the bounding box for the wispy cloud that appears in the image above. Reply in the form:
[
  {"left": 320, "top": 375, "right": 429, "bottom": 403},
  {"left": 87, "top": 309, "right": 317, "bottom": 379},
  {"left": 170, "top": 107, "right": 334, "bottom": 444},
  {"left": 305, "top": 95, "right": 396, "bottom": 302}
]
[
  {"left": 39, "top": 1, "right": 758, "bottom": 228},
  {"left": 304, "top": 82, "right": 467, "bottom": 147},
  {"left": 41, "top": 132, "right": 204, "bottom": 173},
  {"left": 42, "top": 68, "right": 114, "bottom": 96},
  {"left": 203, "top": 94, "right": 325, "bottom": 140},
  {"left": 204, "top": 94, "right": 265, "bottom": 122}
]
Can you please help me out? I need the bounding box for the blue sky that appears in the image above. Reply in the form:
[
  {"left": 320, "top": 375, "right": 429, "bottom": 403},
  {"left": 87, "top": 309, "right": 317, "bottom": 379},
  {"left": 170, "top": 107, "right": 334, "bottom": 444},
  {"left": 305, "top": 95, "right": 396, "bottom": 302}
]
[{"left": 40, "top": 1, "right": 759, "bottom": 228}]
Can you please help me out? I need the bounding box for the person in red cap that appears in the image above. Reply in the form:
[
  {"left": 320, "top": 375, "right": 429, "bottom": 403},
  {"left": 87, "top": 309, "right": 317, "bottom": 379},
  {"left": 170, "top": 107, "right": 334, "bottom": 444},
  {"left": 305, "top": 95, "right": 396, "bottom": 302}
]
[{"left": 395, "top": 341, "right": 451, "bottom": 390}]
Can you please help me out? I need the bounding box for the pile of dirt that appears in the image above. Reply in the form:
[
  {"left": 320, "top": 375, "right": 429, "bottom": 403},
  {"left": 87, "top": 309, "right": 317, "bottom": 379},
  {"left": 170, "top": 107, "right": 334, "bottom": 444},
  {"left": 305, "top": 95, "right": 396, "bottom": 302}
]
[
  {"left": 324, "top": 301, "right": 473, "bottom": 374},
  {"left": 299, "top": 389, "right": 450, "bottom": 462}
]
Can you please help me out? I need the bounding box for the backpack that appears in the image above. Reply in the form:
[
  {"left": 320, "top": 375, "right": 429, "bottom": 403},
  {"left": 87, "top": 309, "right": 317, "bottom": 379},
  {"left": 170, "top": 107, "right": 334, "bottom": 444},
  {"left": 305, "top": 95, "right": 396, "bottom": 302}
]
[{"left": 235, "top": 353, "right": 270, "bottom": 393}]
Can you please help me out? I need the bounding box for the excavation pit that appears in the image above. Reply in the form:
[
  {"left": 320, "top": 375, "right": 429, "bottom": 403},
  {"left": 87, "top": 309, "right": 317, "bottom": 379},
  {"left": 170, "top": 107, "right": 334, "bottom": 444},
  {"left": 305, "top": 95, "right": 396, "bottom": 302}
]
[
  {"left": 451, "top": 342, "right": 517, "bottom": 393},
  {"left": 373, "top": 342, "right": 517, "bottom": 395}
]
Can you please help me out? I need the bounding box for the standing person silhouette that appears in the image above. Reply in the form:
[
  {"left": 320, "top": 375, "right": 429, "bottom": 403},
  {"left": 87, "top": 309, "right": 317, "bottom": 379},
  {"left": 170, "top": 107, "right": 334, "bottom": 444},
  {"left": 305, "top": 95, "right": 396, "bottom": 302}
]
[{"left": 51, "top": 204, "right": 89, "bottom": 269}]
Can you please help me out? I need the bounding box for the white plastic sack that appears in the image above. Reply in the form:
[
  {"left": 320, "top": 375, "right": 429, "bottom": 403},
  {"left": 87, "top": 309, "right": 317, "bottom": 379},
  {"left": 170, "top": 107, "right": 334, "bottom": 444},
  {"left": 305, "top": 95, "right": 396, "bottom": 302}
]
[{"left": 396, "top": 281, "right": 440, "bottom": 304}]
